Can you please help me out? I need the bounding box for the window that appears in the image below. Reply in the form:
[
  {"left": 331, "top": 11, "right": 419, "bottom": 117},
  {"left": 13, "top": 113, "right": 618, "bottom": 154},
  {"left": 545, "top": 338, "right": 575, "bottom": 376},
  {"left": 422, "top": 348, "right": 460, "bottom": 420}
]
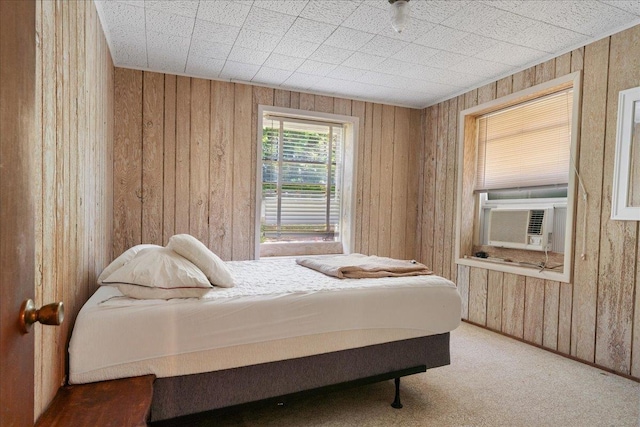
[
  {"left": 455, "top": 72, "right": 581, "bottom": 283},
  {"left": 256, "top": 107, "right": 358, "bottom": 258}
]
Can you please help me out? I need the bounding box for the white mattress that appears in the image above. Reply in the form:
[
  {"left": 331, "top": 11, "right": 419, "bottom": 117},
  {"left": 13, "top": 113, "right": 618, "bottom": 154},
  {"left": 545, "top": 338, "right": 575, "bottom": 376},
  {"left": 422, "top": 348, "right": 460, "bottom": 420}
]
[{"left": 69, "top": 258, "right": 461, "bottom": 384}]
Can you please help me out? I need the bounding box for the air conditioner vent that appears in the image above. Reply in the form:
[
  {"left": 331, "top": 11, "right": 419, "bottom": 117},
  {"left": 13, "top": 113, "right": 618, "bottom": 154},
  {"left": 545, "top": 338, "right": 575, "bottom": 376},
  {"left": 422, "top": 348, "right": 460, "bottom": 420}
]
[{"left": 527, "top": 210, "right": 545, "bottom": 235}]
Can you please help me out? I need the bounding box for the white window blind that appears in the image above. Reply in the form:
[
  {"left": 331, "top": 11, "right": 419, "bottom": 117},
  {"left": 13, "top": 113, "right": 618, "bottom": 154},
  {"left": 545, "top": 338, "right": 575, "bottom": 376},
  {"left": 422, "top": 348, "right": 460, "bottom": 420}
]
[
  {"left": 475, "top": 89, "right": 573, "bottom": 192},
  {"left": 261, "top": 115, "right": 343, "bottom": 243}
]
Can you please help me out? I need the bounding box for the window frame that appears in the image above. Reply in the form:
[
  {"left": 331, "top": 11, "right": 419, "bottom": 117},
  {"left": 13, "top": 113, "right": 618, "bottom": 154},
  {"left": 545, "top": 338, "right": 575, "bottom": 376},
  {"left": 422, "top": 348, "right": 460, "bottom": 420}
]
[
  {"left": 454, "top": 71, "right": 582, "bottom": 283},
  {"left": 255, "top": 105, "right": 359, "bottom": 259}
]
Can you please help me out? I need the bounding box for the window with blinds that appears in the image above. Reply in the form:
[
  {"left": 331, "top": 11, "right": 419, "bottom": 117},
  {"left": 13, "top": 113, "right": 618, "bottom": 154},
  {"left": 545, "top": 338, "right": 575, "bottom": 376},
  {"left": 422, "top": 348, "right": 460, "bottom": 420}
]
[
  {"left": 261, "top": 115, "right": 343, "bottom": 243},
  {"left": 475, "top": 89, "right": 573, "bottom": 192}
]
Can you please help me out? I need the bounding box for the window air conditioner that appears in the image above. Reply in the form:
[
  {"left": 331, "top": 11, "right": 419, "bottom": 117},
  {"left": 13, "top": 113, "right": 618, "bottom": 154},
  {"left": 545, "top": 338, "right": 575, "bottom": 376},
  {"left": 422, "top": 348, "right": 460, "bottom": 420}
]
[{"left": 487, "top": 208, "right": 553, "bottom": 251}]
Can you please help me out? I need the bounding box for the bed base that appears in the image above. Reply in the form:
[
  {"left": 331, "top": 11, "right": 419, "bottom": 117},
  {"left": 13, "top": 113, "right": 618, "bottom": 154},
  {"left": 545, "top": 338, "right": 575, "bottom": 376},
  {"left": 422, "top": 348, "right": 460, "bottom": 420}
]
[{"left": 150, "top": 332, "right": 450, "bottom": 424}]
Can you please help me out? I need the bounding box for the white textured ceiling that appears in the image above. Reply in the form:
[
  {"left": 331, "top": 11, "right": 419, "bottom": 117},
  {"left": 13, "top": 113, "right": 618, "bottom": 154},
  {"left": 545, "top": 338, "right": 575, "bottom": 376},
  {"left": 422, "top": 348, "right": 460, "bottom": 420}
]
[{"left": 95, "top": 0, "right": 640, "bottom": 108}]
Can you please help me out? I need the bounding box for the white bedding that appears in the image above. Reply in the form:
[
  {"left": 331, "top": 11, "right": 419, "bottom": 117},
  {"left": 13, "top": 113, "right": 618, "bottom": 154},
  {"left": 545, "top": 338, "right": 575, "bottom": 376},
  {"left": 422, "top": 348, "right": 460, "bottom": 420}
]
[{"left": 69, "top": 258, "right": 461, "bottom": 384}]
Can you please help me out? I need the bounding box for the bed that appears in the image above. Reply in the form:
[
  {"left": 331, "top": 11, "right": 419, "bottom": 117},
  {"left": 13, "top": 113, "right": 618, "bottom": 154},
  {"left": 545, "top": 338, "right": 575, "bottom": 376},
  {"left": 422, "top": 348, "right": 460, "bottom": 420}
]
[{"left": 69, "top": 252, "right": 461, "bottom": 422}]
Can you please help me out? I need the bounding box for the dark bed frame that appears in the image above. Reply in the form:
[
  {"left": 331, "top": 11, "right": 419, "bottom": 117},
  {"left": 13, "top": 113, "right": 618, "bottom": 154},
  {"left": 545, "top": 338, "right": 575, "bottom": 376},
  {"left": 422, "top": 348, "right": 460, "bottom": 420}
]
[{"left": 149, "top": 332, "right": 451, "bottom": 424}]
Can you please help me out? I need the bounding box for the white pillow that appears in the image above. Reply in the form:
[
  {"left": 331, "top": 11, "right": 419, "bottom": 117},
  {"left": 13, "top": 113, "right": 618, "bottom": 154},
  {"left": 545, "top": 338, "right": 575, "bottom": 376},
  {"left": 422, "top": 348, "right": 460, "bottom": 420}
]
[
  {"left": 97, "top": 244, "right": 162, "bottom": 285},
  {"left": 102, "top": 247, "right": 211, "bottom": 293},
  {"left": 167, "top": 234, "right": 234, "bottom": 288},
  {"left": 117, "top": 284, "right": 210, "bottom": 300}
]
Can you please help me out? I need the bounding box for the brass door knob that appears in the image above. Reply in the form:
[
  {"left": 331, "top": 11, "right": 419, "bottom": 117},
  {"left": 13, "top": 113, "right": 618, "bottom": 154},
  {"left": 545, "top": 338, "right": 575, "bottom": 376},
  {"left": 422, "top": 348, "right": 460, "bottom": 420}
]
[{"left": 19, "top": 299, "right": 64, "bottom": 334}]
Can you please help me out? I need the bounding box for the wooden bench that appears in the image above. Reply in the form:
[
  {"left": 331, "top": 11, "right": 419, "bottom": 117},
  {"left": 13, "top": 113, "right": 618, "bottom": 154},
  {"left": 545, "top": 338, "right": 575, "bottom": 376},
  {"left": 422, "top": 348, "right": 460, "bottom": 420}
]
[{"left": 36, "top": 375, "right": 155, "bottom": 427}]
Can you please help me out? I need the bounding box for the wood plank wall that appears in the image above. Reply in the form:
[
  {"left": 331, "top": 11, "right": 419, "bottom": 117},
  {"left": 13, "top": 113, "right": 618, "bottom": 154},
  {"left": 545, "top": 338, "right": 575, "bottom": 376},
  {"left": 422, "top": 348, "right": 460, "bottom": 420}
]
[
  {"left": 33, "top": 0, "right": 114, "bottom": 419},
  {"left": 419, "top": 25, "right": 640, "bottom": 378},
  {"left": 113, "top": 70, "right": 422, "bottom": 262}
]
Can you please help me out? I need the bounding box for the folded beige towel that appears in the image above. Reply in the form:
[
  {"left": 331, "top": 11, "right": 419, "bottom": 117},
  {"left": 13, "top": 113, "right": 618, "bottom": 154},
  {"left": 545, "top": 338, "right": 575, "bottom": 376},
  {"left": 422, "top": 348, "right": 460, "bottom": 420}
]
[{"left": 296, "top": 253, "right": 432, "bottom": 279}]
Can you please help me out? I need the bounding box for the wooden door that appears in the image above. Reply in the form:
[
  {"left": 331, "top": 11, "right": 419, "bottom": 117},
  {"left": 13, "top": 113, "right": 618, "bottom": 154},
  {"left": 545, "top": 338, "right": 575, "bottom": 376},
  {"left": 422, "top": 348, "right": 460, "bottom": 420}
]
[{"left": 0, "top": 1, "right": 36, "bottom": 425}]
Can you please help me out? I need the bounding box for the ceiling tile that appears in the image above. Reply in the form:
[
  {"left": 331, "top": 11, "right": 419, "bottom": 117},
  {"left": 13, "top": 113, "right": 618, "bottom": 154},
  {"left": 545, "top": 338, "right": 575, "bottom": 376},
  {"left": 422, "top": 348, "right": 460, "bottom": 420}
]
[
  {"left": 284, "top": 18, "right": 337, "bottom": 43},
  {"left": 219, "top": 61, "right": 260, "bottom": 80},
  {"left": 477, "top": 41, "right": 546, "bottom": 66},
  {"left": 252, "top": 66, "right": 294, "bottom": 85},
  {"left": 263, "top": 53, "right": 305, "bottom": 71},
  {"left": 308, "top": 44, "right": 355, "bottom": 64},
  {"left": 148, "top": 55, "right": 186, "bottom": 74},
  {"left": 186, "top": 56, "right": 225, "bottom": 78},
  {"left": 376, "top": 18, "right": 437, "bottom": 43},
  {"left": 509, "top": 22, "right": 587, "bottom": 52},
  {"left": 326, "top": 65, "right": 367, "bottom": 81},
  {"left": 145, "top": 9, "right": 195, "bottom": 38},
  {"left": 473, "top": 11, "right": 538, "bottom": 42},
  {"left": 189, "top": 39, "right": 233, "bottom": 60},
  {"left": 197, "top": 0, "right": 251, "bottom": 27},
  {"left": 272, "top": 37, "right": 321, "bottom": 59},
  {"left": 98, "top": 1, "right": 146, "bottom": 30},
  {"left": 342, "top": 51, "right": 386, "bottom": 71},
  {"left": 296, "top": 60, "right": 338, "bottom": 76},
  {"left": 324, "top": 27, "right": 375, "bottom": 50},
  {"left": 111, "top": 44, "right": 148, "bottom": 68},
  {"left": 341, "top": 3, "right": 388, "bottom": 34},
  {"left": 409, "top": 1, "right": 471, "bottom": 24},
  {"left": 147, "top": 31, "right": 191, "bottom": 54},
  {"left": 413, "top": 25, "right": 470, "bottom": 50},
  {"left": 442, "top": 2, "right": 507, "bottom": 33},
  {"left": 442, "top": 33, "right": 499, "bottom": 57},
  {"left": 299, "top": 1, "right": 361, "bottom": 25},
  {"left": 234, "top": 28, "right": 283, "bottom": 52},
  {"left": 359, "top": 35, "right": 408, "bottom": 57},
  {"left": 255, "top": 1, "right": 309, "bottom": 16},
  {"left": 282, "top": 72, "right": 321, "bottom": 90},
  {"left": 192, "top": 20, "right": 241, "bottom": 44},
  {"left": 227, "top": 46, "right": 270, "bottom": 65},
  {"left": 449, "top": 57, "right": 515, "bottom": 78},
  {"left": 243, "top": 7, "right": 297, "bottom": 36},
  {"left": 427, "top": 50, "right": 468, "bottom": 69},
  {"left": 600, "top": 1, "right": 640, "bottom": 16},
  {"left": 145, "top": 0, "right": 199, "bottom": 18},
  {"left": 391, "top": 43, "right": 439, "bottom": 66},
  {"left": 376, "top": 57, "right": 413, "bottom": 75}
]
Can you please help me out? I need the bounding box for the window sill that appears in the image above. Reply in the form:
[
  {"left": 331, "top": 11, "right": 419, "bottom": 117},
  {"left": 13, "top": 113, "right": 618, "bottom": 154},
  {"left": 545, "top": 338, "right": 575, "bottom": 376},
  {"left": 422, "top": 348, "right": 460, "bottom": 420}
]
[
  {"left": 260, "top": 241, "right": 343, "bottom": 258},
  {"left": 456, "top": 256, "right": 569, "bottom": 283}
]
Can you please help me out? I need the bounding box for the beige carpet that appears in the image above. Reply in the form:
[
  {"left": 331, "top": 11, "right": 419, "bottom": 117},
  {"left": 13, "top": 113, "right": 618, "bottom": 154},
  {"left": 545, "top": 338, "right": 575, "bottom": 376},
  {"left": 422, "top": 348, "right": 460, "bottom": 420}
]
[{"left": 181, "top": 322, "right": 640, "bottom": 426}]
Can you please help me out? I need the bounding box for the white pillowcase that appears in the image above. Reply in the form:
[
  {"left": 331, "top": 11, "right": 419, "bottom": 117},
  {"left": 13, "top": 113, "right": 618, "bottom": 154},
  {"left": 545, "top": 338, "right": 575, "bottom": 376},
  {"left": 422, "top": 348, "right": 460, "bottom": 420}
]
[
  {"left": 97, "top": 244, "right": 162, "bottom": 285},
  {"left": 167, "top": 234, "right": 234, "bottom": 288},
  {"left": 102, "top": 247, "right": 212, "bottom": 299}
]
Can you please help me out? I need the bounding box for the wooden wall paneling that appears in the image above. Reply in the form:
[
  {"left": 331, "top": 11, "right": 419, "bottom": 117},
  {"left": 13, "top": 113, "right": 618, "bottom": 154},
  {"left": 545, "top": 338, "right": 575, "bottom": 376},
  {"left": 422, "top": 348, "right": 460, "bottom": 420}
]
[
  {"left": 502, "top": 273, "right": 525, "bottom": 338},
  {"left": 570, "top": 37, "right": 609, "bottom": 362},
  {"left": 432, "top": 102, "right": 448, "bottom": 275},
  {"left": 406, "top": 108, "right": 422, "bottom": 260},
  {"left": 468, "top": 267, "right": 488, "bottom": 326},
  {"left": 496, "top": 76, "right": 512, "bottom": 98},
  {"left": 67, "top": 0, "right": 78, "bottom": 326},
  {"left": 390, "top": 107, "right": 409, "bottom": 259},
  {"left": 524, "top": 277, "right": 545, "bottom": 345},
  {"left": 543, "top": 281, "right": 560, "bottom": 350},
  {"left": 512, "top": 67, "right": 536, "bottom": 92},
  {"left": 314, "top": 95, "right": 334, "bottom": 113},
  {"left": 274, "top": 89, "right": 290, "bottom": 108},
  {"left": 189, "top": 78, "right": 211, "bottom": 244},
  {"left": 558, "top": 282, "right": 573, "bottom": 354},
  {"left": 142, "top": 72, "right": 164, "bottom": 245},
  {"left": 34, "top": 0, "right": 44, "bottom": 412},
  {"left": 359, "top": 102, "right": 374, "bottom": 254},
  {"left": 367, "top": 104, "right": 382, "bottom": 255},
  {"left": 333, "top": 97, "right": 351, "bottom": 116},
  {"left": 351, "top": 100, "right": 365, "bottom": 254},
  {"left": 252, "top": 86, "right": 274, "bottom": 258},
  {"left": 486, "top": 270, "right": 503, "bottom": 331},
  {"left": 113, "top": 69, "right": 142, "bottom": 256},
  {"left": 477, "top": 82, "right": 496, "bottom": 104},
  {"left": 420, "top": 106, "right": 437, "bottom": 268},
  {"left": 555, "top": 52, "right": 572, "bottom": 77},
  {"left": 633, "top": 233, "right": 640, "bottom": 377},
  {"left": 75, "top": 0, "right": 87, "bottom": 303},
  {"left": 377, "top": 104, "right": 395, "bottom": 257},
  {"left": 232, "top": 84, "right": 253, "bottom": 260},
  {"left": 299, "top": 92, "right": 314, "bottom": 111},
  {"left": 162, "top": 75, "right": 176, "bottom": 245},
  {"left": 596, "top": 25, "right": 639, "bottom": 374},
  {"left": 571, "top": 47, "right": 585, "bottom": 73},
  {"left": 290, "top": 91, "right": 300, "bottom": 109},
  {"left": 457, "top": 264, "right": 470, "bottom": 320},
  {"left": 209, "top": 81, "right": 235, "bottom": 260},
  {"left": 442, "top": 97, "right": 458, "bottom": 280},
  {"left": 174, "top": 76, "right": 191, "bottom": 235},
  {"left": 535, "top": 58, "right": 556, "bottom": 85}
]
